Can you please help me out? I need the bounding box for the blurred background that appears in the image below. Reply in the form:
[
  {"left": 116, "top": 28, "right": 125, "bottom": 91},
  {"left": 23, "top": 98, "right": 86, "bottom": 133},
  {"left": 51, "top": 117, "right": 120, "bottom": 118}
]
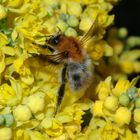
[
  {"left": 111, "top": 0, "right": 140, "bottom": 36},
  {"left": 110, "top": 0, "right": 140, "bottom": 86}
]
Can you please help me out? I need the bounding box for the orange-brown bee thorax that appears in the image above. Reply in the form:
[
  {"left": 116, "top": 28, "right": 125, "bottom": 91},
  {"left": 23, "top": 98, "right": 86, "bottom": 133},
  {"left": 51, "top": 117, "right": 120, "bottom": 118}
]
[{"left": 57, "top": 36, "right": 84, "bottom": 62}]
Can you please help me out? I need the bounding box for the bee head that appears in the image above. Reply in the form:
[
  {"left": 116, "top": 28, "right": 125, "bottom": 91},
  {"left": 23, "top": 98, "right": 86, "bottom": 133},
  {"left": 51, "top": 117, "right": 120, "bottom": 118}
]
[{"left": 48, "top": 34, "right": 61, "bottom": 45}]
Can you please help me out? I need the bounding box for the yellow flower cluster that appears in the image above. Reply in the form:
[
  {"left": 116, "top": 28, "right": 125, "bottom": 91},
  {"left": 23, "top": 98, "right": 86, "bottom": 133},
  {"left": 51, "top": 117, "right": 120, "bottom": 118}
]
[
  {"left": 1, "top": 0, "right": 140, "bottom": 140},
  {"left": 95, "top": 27, "right": 140, "bottom": 81},
  {"left": 79, "top": 77, "right": 140, "bottom": 140}
]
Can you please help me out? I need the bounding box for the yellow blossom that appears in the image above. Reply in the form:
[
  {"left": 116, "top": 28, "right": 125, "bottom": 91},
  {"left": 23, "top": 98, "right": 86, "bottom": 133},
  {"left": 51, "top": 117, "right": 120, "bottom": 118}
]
[
  {"left": 6, "top": 0, "right": 24, "bottom": 8},
  {"left": 0, "top": 127, "right": 12, "bottom": 140},
  {"left": 45, "top": 119, "right": 63, "bottom": 137},
  {"left": 93, "top": 101, "right": 104, "bottom": 117},
  {"left": 67, "top": 2, "right": 82, "bottom": 17},
  {"left": 112, "top": 78, "right": 131, "bottom": 96},
  {"left": 120, "top": 129, "right": 139, "bottom": 140},
  {"left": 0, "top": 33, "right": 9, "bottom": 46},
  {"left": 79, "top": 17, "right": 93, "bottom": 32},
  {"left": 104, "top": 95, "right": 119, "bottom": 111},
  {"left": 88, "top": 129, "right": 102, "bottom": 140},
  {"left": 0, "top": 83, "right": 17, "bottom": 106},
  {"left": 13, "top": 105, "right": 32, "bottom": 121},
  {"left": 13, "top": 58, "right": 33, "bottom": 84},
  {"left": 101, "top": 122, "right": 119, "bottom": 140},
  {"left": 15, "top": 129, "right": 30, "bottom": 140},
  {"left": 114, "top": 107, "right": 131, "bottom": 126},
  {"left": 96, "top": 76, "right": 112, "bottom": 100},
  {"left": 0, "top": 5, "right": 7, "bottom": 20},
  {"left": 90, "top": 41, "right": 105, "bottom": 60},
  {"left": 134, "top": 109, "right": 140, "bottom": 123},
  {"left": 120, "top": 61, "right": 134, "bottom": 74},
  {"left": 0, "top": 0, "right": 136, "bottom": 139},
  {"left": 26, "top": 92, "right": 45, "bottom": 114}
]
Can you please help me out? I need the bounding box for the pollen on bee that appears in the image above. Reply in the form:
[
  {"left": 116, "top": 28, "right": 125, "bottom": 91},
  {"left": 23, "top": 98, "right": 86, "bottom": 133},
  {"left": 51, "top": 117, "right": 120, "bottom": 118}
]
[{"left": 57, "top": 36, "right": 84, "bottom": 62}]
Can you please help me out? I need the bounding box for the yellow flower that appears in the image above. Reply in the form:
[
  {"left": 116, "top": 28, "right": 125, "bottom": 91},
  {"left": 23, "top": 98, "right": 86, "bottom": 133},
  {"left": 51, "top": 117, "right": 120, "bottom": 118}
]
[
  {"left": 0, "top": 127, "right": 12, "bottom": 140},
  {"left": 6, "top": 0, "right": 24, "bottom": 8},
  {"left": 15, "top": 129, "right": 30, "bottom": 140},
  {"left": 104, "top": 95, "right": 119, "bottom": 111},
  {"left": 98, "top": 11, "right": 114, "bottom": 28},
  {"left": 0, "top": 33, "right": 9, "bottom": 46},
  {"left": 120, "top": 129, "right": 139, "bottom": 140},
  {"left": 112, "top": 78, "right": 131, "bottom": 96},
  {"left": 101, "top": 122, "right": 119, "bottom": 140},
  {"left": 96, "top": 76, "right": 112, "bottom": 100},
  {"left": 56, "top": 113, "right": 73, "bottom": 123},
  {"left": 119, "top": 50, "right": 140, "bottom": 74},
  {"left": 90, "top": 41, "right": 105, "bottom": 60},
  {"left": 14, "top": 14, "right": 44, "bottom": 41},
  {"left": 0, "top": 83, "right": 18, "bottom": 106},
  {"left": 13, "top": 105, "right": 32, "bottom": 121},
  {"left": 45, "top": 119, "right": 63, "bottom": 137},
  {"left": 114, "top": 107, "right": 131, "bottom": 126},
  {"left": 134, "top": 109, "right": 140, "bottom": 123},
  {"left": 64, "top": 124, "right": 81, "bottom": 139},
  {"left": 0, "top": 5, "right": 7, "bottom": 20},
  {"left": 26, "top": 92, "right": 45, "bottom": 114},
  {"left": 79, "top": 17, "right": 93, "bottom": 32},
  {"left": 93, "top": 101, "right": 104, "bottom": 117},
  {"left": 120, "top": 61, "right": 134, "bottom": 74},
  {"left": 67, "top": 2, "right": 82, "bottom": 17},
  {"left": 28, "top": 130, "right": 47, "bottom": 140},
  {"left": 88, "top": 129, "right": 102, "bottom": 140},
  {"left": 0, "top": 0, "right": 130, "bottom": 139},
  {"left": 136, "top": 124, "right": 140, "bottom": 138}
]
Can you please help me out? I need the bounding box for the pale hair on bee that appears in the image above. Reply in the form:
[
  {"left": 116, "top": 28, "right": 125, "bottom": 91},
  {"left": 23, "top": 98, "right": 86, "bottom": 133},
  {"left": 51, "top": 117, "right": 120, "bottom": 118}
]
[{"left": 30, "top": 17, "right": 99, "bottom": 114}]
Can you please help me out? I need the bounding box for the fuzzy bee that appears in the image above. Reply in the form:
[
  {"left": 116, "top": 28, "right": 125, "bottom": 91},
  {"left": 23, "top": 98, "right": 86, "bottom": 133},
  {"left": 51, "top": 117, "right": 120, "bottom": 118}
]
[{"left": 32, "top": 18, "right": 98, "bottom": 113}]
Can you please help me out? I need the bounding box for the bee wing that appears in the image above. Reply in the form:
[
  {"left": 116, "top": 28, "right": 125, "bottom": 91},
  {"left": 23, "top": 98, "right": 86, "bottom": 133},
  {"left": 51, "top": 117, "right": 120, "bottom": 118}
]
[
  {"left": 32, "top": 52, "right": 67, "bottom": 65},
  {"left": 80, "top": 17, "right": 98, "bottom": 44}
]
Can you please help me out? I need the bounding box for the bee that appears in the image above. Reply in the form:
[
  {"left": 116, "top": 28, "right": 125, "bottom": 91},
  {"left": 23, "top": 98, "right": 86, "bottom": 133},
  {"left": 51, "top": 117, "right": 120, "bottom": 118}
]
[{"left": 32, "top": 18, "right": 98, "bottom": 113}]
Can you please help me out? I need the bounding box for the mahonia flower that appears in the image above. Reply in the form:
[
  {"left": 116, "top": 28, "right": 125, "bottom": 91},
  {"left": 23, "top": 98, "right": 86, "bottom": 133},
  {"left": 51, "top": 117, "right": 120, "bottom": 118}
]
[
  {"left": 0, "top": 0, "right": 140, "bottom": 139},
  {"left": 97, "top": 27, "right": 140, "bottom": 81}
]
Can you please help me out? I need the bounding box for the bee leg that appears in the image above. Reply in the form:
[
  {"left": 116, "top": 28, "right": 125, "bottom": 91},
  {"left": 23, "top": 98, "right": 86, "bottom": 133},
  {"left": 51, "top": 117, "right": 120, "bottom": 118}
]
[
  {"left": 32, "top": 42, "right": 55, "bottom": 53},
  {"left": 55, "top": 64, "right": 67, "bottom": 114},
  {"left": 39, "top": 44, "right": 55, "bottom": 53}
]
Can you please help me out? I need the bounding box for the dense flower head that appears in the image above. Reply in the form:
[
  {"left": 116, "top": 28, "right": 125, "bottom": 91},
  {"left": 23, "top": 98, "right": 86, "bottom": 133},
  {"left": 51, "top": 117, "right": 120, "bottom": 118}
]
[{"left": 0, "top": 0, "right": 140, "bottom": 140}]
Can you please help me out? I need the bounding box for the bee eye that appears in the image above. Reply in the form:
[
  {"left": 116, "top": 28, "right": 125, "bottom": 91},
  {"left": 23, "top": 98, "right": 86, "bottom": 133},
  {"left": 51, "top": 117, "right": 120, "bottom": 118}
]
[
  {"left": 72, "top": 74, "right": 80, "bottom": 81},
  {"left": 49, "top": 34, "right": 61, "bottom": 45}
]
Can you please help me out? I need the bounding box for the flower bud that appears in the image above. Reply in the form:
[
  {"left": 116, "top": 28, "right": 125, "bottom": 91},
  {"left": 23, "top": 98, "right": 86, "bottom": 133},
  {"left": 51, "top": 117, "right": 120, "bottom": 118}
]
[
  {"left": 134, "top": 109, "right": 140, "bottom": 123},
  {"left": 135, "top": 98, "right": 140, "bottom": 108},
  {"left": 65, "top": 27, "right": 77, "bottom": 37},
  {"left": 67, "top": 15, "right": 79, "bottom": 27},
  {"left": 26, "top": 93, "right": 45, "bottom": 114},
  {"left": 93, "top": 101, "right": 104, "bottom": 117},
  {"left": 13, "top": 105, "right": 32, "bottom": 121},
  {"left": 118, "top": 28, "right": 128, "bottom": 38},
  {"left": 104, "top": 96, "right": 119, "bottom": 111},
  {"left": 0, "top": 128, "right": 12, "bottom": 140},
  {"left": 79, "top": 17, "right": 93, "bottom": 32},
  {"left": 56, "top": 20, "right": 68, "bottom": 32},
  {"left": 3, "top": 114, "right": 14, "bottom": 127},
  {"left": 119, "top": 94, "right": 130, "bottom": 106},
  {"left": 67, "top": 2, "right": 82, "bottom": 17},
  {"left": 115, "top": 107, "right": 131, "bottom": 125}
]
